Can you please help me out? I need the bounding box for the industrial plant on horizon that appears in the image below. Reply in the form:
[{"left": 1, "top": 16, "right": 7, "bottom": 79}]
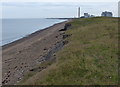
[{"left": 77, "top": 7, "right": 113, "bottom": 18}]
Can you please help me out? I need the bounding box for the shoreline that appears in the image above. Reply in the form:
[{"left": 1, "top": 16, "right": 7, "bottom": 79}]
[
  {"left": 2, "top": 20, "right": 70, "bottom": 85},
  {"left": 2, "top": 20, "right": 67, "bottom": 49}
]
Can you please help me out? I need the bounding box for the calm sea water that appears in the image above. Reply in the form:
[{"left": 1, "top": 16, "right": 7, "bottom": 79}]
[{"left": 1, "top": 18, "right": 66, "bottom": 46}]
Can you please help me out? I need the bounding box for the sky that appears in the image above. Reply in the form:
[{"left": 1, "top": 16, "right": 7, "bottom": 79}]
[
  {"left": 1, "top": 0, "right": 119, "bottom": 2},
  {"left": 0, "top": 0, "right": 119, "bottom": 18}
]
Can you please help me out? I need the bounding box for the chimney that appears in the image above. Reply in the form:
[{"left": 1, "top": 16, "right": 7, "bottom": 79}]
[{"left": 78, "top": 7, "right": 80, "bottom": 18}]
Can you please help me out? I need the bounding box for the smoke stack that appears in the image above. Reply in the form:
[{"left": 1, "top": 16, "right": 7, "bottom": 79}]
[{"left": 78, "top": 7, "right": 80, "bottom": 18}]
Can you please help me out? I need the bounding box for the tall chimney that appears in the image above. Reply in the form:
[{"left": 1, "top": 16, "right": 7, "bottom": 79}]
[{"left": 78, "top": 7, "right": 80, "bottom": 18}]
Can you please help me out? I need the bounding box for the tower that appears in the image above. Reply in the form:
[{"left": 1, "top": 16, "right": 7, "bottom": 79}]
[{"left": 78, "top": 7, "right": 80, "bottom": 18}]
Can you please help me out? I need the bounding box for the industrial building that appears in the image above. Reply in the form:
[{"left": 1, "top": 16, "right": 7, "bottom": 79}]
[
  {"left": 84, "top": 13, "right": 90, "bottom": 18},
  {"left": 101, "top": 11, "right": 113, "bottom": 17},
  {"left": 77, "top": 7, "right": 95, "bottom": 18},
  {"left": 77, "top": 7, "right": 113, "bottom": 18},
  {"left": 80, "top": 13, "right": 95, "bottom": 18}
]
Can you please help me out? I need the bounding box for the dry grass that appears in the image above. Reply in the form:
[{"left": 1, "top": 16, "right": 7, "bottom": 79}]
[{"left": 20, "top": 17, "right": 119, "bottom": 85}]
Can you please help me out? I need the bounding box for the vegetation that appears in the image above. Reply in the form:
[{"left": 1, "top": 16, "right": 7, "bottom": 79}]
[{"left": 21, "top": 17, "right": 119, "bottom": 85}]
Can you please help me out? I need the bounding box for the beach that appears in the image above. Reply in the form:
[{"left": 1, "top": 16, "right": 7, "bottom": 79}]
[{"left": 2, "top": 20, "right": 69, "bottom": 85}]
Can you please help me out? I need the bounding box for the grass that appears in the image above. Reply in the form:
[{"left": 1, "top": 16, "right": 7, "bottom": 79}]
[
  {"left": 18, "top": 59, "right": 55, "bottom": 85},
  {"left": 18, "top": 71, "right": 36, "bottom": 84},
  {"left": 20, "top": 17, "right": 119, "bottom": 85}
]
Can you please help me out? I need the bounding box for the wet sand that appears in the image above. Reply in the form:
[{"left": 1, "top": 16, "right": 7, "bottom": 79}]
[{"left": 2, "top": 21, "right": 68, "bottom": 85}]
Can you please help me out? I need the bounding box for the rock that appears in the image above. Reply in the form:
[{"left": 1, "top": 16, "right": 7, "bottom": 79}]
[
  {"left": 63, "top": 41, "right": 69, "bottom": 45},
  {"left": 29, "top": 69, "right": 34, "bottom": 71},
  {"left": 55, "top": 36, "right": 58, "bottom": 38},
  {"left": 63, "top": 34, "right": 72, "bottom": 39},
  {"left": 59, "top": 23, "right": 72, "bottom": 31}
]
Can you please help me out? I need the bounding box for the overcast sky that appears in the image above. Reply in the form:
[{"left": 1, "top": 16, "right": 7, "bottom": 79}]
[
  {"left": 0, "top": 0, "right": 119, "bottom": 18},
  {"left": 1, "top": 0, "right": 119, "bottom": 2}
]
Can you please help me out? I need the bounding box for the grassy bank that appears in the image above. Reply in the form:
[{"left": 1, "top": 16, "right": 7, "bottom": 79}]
[{"left": 22, "top": 17, "right": 119, "bottom": 85}]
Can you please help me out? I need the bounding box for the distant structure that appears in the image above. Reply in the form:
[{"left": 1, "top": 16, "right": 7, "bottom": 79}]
[
  {"left": 90, "top": 15, "right": 95, "bottom": 17},
  {"left": 84, "top": 13, "right": 90, "bottom": 18},
  {"left": 78, "top": 7, "right": 80, "bottom": 18},
  {"left": 81, "top": 13, "right": 95, "bottom": 18},
  {"left": 101, "top": 11, "right": 113, "bottom": 17}
]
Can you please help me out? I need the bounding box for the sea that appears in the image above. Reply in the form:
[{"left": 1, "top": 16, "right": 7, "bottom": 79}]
[{"left": 1, "top": 18, "right": 66, "bottom": 46}]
